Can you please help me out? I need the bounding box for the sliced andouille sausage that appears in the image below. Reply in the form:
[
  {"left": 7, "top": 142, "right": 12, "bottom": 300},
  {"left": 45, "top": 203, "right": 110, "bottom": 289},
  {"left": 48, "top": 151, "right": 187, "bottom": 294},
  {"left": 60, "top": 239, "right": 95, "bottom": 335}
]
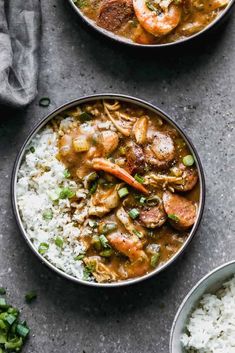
[
  {"left": 163, "top": 191, "right": 197, "bottom": 230},
  {"left": 139, "top": 205, "right": 167, "bottom": 228},
  {"left": 125, "top": 141, "right": 145, "bottom": 174},
  {"left": 97, "top": 0, "right": 133, "bottom": 32},
  {"left": 173, "top": 164, "right": 198, "bottom": 192},
  {"left": 145, "top": 131, "right": 175, "bottom": 169}
]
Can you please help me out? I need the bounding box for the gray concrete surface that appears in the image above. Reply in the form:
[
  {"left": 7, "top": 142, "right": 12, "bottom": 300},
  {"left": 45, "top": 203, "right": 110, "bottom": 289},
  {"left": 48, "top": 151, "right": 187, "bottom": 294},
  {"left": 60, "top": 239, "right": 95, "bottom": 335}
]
[{"left": 0, "top": 1, "right": 234, "bottom": 352}]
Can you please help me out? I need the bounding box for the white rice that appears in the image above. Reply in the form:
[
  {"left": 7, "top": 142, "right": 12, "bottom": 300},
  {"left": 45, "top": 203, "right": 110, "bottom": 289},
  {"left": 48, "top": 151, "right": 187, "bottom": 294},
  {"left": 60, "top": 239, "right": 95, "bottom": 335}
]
[
  {"left": 17, "top": 120, "right": 94, "bottom": 280},
  {"left": 181, "top": 276, "right": 235, "bottom": 353}
]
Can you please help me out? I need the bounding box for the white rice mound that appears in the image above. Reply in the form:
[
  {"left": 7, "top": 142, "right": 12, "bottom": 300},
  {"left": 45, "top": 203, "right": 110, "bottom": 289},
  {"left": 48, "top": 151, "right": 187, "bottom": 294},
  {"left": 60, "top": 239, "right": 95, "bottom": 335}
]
[
  {"left": 181, "top": 275, "right": 235, "bottom": 353},
  {"left": 17, "top": 118, "right": 93, "bottom": 280}
]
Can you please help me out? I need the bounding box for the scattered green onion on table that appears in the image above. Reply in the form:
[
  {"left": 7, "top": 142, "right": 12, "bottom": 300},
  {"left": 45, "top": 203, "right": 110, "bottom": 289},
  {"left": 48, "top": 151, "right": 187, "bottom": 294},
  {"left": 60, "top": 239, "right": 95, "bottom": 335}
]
[{"left": 0, "top": 296, "right": 30, "bottom": 352}]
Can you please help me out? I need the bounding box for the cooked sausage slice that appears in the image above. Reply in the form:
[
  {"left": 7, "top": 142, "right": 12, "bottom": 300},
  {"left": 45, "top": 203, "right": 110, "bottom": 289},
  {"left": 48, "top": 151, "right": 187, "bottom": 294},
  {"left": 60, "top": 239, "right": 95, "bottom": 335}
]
[
  {"left": 97, "top": 0, "right": 133, "bottom": 32},
  {"left": 125, "top": 141, "right": 145, "bottom": 174},
  {"left": 145, "top": 131, "right": 175, "bottom": 169},
  {"left": 163, "top": 191, "right": 197, "bottom": 230},
  {"left": 140, "top": 205, "right": 167, "bottom": 228},
  {"left": 173, "top": 164, "right": 198, "bottom": 192}
]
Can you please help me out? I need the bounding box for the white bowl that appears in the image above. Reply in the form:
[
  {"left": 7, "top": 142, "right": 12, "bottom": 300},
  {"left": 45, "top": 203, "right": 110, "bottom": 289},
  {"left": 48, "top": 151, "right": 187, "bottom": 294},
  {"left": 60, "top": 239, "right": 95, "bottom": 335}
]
[{"left": 170, "top": 260, "right": 235, "bottom": 353}]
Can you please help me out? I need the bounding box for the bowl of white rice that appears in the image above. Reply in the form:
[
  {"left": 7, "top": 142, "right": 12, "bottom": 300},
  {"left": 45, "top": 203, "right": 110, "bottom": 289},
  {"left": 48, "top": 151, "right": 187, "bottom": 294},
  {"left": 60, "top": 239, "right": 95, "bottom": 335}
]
[{"left": 170, "top": 260, "right": 235, "bottom": 353}]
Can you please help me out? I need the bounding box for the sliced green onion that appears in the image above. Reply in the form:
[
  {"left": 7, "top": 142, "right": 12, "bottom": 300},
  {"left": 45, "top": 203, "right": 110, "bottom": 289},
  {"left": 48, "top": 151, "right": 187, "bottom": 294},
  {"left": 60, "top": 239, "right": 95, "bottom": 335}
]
[
  {"left": 74, "top": 254, "right": 85, "bottom": 261},
  {"left": 38, "top": 242, "right": 49, "bottom": 255},
  {"left": 25, "top": 291, "right": 37, "bottom": 303},
  {"left": 0, "top": 298, "right": 7, "bottom": 309},
  {"left": 183, "top": 154, "right": 195, "bottom": 167},
  {"left": 139, "top": 197, "right": 146, "bottom": 205},
  {"left": 88, "top": 219, "right": 98, "bottom": 228},
  {"left": 59, "top": 187, "right": 75, "bottom": 199},
  {"left": 29, "top": 146, "right": 35, "bottom": 153},
  {"left": 83, "top": 263, "right": 95, "bottom": 280},
  {"left": 7, "top": 307, "right": 19, "bottom": 316},
  {"left": 5, "top": 337, "right": 23, "bottom": 350},
  {"left": 168, "top": 214, "right": 179, "bottom": 222},
  {"left": 79, "top": 111, "right": 92, "bottom": 122},
  {"left": 99, "top": 234, "right": 109, "bottom": 248},
  {"left": 63, "top": 169, "right": 71, "bottom": 178},
  {"left": 134, "top": 174, "right": 145, "bottom": 184},
  {"left": 16, "top": 324, "right": 30, "bottom": 338},
  {"left": 129, "top": 208, "right": 140, "bottom": 220},
  {"left": 89, "top": 180, "right": 98, "bottom": 194},
  {"left": 102, "top": 223, "right": 117, "bottom": 234},
  {"left": 91, "top": 235, "right": 102, "bottom": 251},
  {"left": 118, "top": 187, "right": 129, "bottom": 198},
  {"left": 151, "top": 253, "right": 160, "bottom": 267},
  {"left": 100, "top": 249, "right": 113, "bottom": 257},
  {"left": 133, "top": 230, "right": 144, "bottom": 238},
  {"left": 5, "top": 314, "right": 16, "bottom": 325},
  {"left": 42, "top": 210, "right": 53, "bottom": 220},
  {"left": 0, "top": 288, "right": 6, "bottom": 295},
  {"left": 39, "top": 97, "right": 51, "bottom": 107},
  {"left": 55, "top": 237, "right": 63, "bottom": 248},
  {"left": 146, "top": 195, "right": 161, "bottom": 207}
]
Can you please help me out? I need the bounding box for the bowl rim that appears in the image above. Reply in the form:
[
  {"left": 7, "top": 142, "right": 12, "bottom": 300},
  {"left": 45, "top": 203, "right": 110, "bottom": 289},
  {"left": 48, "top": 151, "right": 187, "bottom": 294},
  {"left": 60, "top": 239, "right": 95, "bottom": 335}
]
[
  {"left": 67, "top": 0, "right": 235, "bottom": 48},
  {"left": 11, "top": 93, "right": 205, "bottom": 288},
  {"left": 169, "top": 259, "right": 235, "bottom": 353}
]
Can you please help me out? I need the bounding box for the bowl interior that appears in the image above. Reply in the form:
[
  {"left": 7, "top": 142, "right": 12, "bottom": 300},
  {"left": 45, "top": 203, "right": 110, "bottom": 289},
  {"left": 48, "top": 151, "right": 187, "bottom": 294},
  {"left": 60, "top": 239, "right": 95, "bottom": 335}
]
[
  {"left": 12, "top": 94, "right": 205, "bottom": 287},
  {"left": 68, "top": 0, "right": 235, "bottom": 48},
  {"left": 170, "top": 261, "right": 235, "bottom": 353}
]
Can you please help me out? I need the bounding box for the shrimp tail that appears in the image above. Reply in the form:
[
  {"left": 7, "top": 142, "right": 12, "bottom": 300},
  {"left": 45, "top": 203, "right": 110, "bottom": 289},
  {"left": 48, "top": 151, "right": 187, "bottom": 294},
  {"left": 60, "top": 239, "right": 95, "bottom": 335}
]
[{"left": 92, "top": 158, "right": 149, "bottom": 195}]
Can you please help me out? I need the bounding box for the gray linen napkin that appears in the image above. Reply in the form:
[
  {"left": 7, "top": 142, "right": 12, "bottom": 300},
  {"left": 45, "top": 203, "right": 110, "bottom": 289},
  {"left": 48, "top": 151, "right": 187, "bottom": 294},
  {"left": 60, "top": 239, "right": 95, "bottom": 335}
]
[{"left": 0, "top": 0, "right": 41, "bottom": 108}]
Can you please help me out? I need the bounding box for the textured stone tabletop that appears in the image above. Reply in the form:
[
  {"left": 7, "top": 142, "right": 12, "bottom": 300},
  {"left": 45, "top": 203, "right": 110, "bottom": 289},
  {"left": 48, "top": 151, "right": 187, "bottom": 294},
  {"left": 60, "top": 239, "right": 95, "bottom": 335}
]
[{"left": 0, "top": 1, "right": 234, "bottom": 352}]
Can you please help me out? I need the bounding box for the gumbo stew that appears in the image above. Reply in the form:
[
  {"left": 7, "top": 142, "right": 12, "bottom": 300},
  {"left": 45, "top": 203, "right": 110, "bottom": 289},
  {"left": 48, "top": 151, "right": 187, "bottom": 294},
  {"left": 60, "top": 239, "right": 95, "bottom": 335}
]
[
  {"left": 74, "top": 0, "right": 230, "bottom": 44},
  {"left": 57, "top": 99, "right": 200, "bottom": 282}
]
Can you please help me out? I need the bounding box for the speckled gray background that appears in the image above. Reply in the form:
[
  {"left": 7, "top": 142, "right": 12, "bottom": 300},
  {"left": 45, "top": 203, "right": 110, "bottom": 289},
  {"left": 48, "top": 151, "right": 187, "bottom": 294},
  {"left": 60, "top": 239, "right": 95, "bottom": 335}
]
[{"left": 0, "top": 1, "right": 234, "bottom": 353}]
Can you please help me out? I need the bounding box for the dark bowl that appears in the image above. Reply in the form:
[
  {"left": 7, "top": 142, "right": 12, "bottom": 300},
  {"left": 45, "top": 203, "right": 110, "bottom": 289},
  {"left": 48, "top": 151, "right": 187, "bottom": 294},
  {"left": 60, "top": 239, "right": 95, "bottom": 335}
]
[
  {"left": 67, "top": 0, "right": 235, "bottom": 49},
  {"left": 12, "top": 94, "right": 205, "bottom": 287}
]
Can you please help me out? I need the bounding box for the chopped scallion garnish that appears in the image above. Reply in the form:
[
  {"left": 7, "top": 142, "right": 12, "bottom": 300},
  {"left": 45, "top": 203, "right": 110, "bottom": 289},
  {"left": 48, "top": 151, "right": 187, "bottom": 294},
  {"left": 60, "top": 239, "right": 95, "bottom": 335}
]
[
  {"left": 129, "top": 208, "right": 140, "bottom": 220},
  {"left": 74, "top": 254, "right": 85, "bottom": 261},
  {"left": 0, "top": 288, "right": 6, "bottom": 295},
  {"left": 63, "top": 169, "right": 71, "bottom": 178},
  {"left": 29, "top": 146, "right": 35, "bottom": 153},
  {"left": 134, "top": 174, "right": 145, "bottom": 184},
  {"left": 42, "top": 210, "right": 53, "bottom": 220},
  {"left": 79, "top": 111, "right": 92, "bottom": 122},
  {"left": 168, "top": 214, "right": 179, "bottom": 222},
  {"left": 133, "top": 230, "right": 144, "bottom": 238},
  {"left": 38, "top": 242, "right": 49, "bottom": 255},
  {"left": 16, "top": 324, "right": 30, "bottom": 338},
  {"left": 25, "top": 291, "right": 37, "bottom": 303},
  {"left": 118, "top": 187, "right": 129, "bottom": 198},
  {"left": 39, "top": 97, "right": 51, "bottom": 107},
  {"left": 59, "top": 187, "right": 75, "bottom": 199},
  {"left": 55, "top": 237, "right": 63, "bottom": 248},
  {"left": 100, "top": 249, "right": 113, "bottom": 257},
  {"left": 183, "top": 154, "right": 195, "bottom": 167},
  {"left": 99, "top": 234, "right": 109, "bottom": 248},
  {"left": 151, "top": 253, "right": 160, "bottom": 268},
  {"left": 139, "top": 197, "right": 146, "bottom": 205}
]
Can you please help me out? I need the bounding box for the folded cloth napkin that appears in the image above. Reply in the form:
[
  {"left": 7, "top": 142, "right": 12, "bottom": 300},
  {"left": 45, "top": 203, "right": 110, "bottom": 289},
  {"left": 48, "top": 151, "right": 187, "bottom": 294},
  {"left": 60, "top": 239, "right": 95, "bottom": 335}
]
[{"left": 0, "top": 0, "right": 41, "bottom": 108}]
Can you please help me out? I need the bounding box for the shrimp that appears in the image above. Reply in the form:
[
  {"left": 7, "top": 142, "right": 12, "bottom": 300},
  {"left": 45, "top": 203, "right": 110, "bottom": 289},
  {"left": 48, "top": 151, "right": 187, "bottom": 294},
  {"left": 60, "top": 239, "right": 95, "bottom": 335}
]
[
  {"left": 107, "top": 232, "right": 149, "bottom": 278},
  {"left": 92, "top": 158, "right": 149, "bottom": 194},
  {"left": 133, "top": 0, "right": 182, "bottom": 37},
  {"left": 89, "top": 184, "right": 120, "bottom": 217}
]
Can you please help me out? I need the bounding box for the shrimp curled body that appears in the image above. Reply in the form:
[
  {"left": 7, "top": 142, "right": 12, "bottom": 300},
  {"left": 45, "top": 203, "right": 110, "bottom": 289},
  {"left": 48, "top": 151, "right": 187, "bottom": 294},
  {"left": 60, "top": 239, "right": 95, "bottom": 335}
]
[{"left": 133, "top": 1, "right": 182, "bottom": 37}]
